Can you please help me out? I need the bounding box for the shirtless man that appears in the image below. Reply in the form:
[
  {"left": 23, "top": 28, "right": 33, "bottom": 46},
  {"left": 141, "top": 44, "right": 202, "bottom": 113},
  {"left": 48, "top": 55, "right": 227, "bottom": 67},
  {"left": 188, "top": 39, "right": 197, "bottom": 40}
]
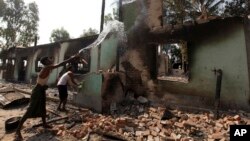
[{"left": 15, "top": 54, "right": 79, "bottom": 140}]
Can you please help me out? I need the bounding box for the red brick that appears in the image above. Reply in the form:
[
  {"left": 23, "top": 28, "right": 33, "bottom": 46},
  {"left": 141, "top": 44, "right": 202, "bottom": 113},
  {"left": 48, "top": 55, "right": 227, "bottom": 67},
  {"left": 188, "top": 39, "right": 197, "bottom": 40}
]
[
  {"left": 151, "top": 130, "right": 158, "bottom": 136},
  {"left": 147, "top": 135, "right": 154, "bottom": 141},
  {"left": 233, "top": 115, "right": 241, "bottom": 121},
  {"left": 139, "top": 122, "right": 146, "bottom": 127},
  {"left": 161, "top": 136, "right": 175, "bottom": 141},
  {"left": 215, "top": 122, "right": 224, "bottom": 128},
  {"left": 184, "top": 120, "right": 196, "bottom": 127},
  {"left": 151, "top": 114, "right": 161, "bottom": 120},
  {"left": 154, "top": 127, "right": 161, "bottom": 133},
  {"left": 118, "top": 128, "right": 123, "bottom": 134},
  {"left": 58, "top": 125, "right": 65, "bottom": 130},
  {"left": 136, "top": 136, "right": 143, "bottom": 141},
  {"left": 146, "top": 121, "right": 154, "bottom": 127},
  {"left": 149, "top": 107, "right": 157, "bottom": 113},
  {"left": 154, "top": 136, "right": 160, "bottom": 141},
  {"left": 160, "top": 120, "right": 172, "bottom": 125},
  {"left": 159, "top": 132, "right": 166, "bottom": 138},
  {"left": 175, "top": 122, "right": 184, "bottom": 128},
  {"left": 136, "top": 131, "right": 142, "bottom": 136},
  {"left": 57, "top": 130, "right": 63, "bottom": 136},
  {"left": 142, "top": 130, "right": 150, "bottom": 136},
  {"left": 211, "top": 132, "right": 225, "bottom": 139}
]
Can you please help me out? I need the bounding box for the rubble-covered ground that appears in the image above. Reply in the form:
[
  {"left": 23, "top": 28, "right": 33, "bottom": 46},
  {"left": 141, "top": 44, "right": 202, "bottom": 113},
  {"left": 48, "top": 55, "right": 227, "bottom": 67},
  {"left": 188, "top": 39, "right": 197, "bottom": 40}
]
[{"left": 1, "top": 82, "right": 250, "bottom": 141}]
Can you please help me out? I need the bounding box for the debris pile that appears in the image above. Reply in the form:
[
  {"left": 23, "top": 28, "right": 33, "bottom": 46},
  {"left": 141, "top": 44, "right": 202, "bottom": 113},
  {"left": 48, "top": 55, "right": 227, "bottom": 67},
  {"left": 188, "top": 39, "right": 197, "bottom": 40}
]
[
  {"left": 1, "top": 82, "right": 250, "bottom": 141},
  {"left": 50, "top": 100, "right": 250, "bottom": 141}
]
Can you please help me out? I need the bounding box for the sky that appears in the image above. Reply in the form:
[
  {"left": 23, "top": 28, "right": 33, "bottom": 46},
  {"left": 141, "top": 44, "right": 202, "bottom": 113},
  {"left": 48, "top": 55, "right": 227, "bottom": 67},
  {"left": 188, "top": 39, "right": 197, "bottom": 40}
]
[{"left": 23, "top": 0, "right": 117, "bottom": 45}]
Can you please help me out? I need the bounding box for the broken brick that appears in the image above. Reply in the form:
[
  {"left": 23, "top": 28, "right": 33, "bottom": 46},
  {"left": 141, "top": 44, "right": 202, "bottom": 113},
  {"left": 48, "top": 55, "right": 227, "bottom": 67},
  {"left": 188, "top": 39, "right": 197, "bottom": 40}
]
[
  {"left": 56, "top": 130, "right": 63, "bottom": 136},
  {"left": 233, "top": 115, "right": 241, "bottom": 121},
  {"left": 139, "top": 122, "right": 146, "bottom": 127},
  {"left": 175, "top": 122, "right": 184, "bottom": 128},
  {"left": 160, "top": 120, "right": 172, "bottom": 125},
  {"left": 154, "top": 136, "right": 160, "bottom": 141},
  {"left": 58, "top": 125, "right": 65, "bottom": 130},
  {"left": 149, "top": 107, "right": 157, "bottom": 113},
  {"left": 151, "top": 130, "right": 158, "bottom": 137},
  {"left": 161, "top": 136, "right": 175, "bottom": 141},
  {"left": 215, "top": 122, "right": 224, "bottom": 128},
  {"left": 210, "top": 132, "right": 225, "bottom": 140},
  {"left": 136, "top": 131, "right": 142, "bottom": 136},
  {"left": 147, "top": 135, "right": 154, "bottom": 141},
  {"left": 184, "top": 120, "right": 197, "bottom": 128},
  {"left": 154, "top": 127, "right": 161, "bottom": 133},
  {"left": 159, "top": 132, "right": 166, "bottom": 138},
  {"left": 136, "top": 136, "right": 143, "bottom": 141},
  {"left": 142, "top": 130, "right": 150, "bottom": 136},
  {"left": 151, "top": 114, "right": 161, "bottom": 120},
  {"left": 180, "top": 114, "right": 189, "bottom": 121}
]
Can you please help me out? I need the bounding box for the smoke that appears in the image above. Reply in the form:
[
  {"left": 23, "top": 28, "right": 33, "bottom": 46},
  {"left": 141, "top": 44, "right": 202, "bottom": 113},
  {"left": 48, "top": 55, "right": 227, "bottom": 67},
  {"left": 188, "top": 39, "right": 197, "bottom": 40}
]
[
  {"left": 126, "top": 0, "right": 150, "bottom": 49},
  {"left": 120, "top": 0, "right": 159, "bottom": 97}
]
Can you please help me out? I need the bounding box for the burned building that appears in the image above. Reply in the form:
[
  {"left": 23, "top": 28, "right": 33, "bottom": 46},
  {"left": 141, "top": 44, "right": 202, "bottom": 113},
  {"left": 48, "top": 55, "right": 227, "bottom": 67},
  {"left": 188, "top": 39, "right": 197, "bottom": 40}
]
[
  {"left": 119, "top": 0, "right": 250, "bottom": 111},
  {"left": 74, "top": 0, "right": 250, "bottom": 112},
  {"left": 0, "top": 35, "right": 97, "bottom": 85},
  {"left": 1, "top": 0, "right": 250, "bottom": 113}
]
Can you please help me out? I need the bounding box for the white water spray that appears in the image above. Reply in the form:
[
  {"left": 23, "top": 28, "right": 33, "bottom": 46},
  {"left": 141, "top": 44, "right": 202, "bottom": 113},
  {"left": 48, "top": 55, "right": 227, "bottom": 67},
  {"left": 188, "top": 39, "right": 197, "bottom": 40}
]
[
  {"left": 122, "top": 0, "right": 137, "bottom": 5},
  {"left": 78, "top": 20, "right": 127, "bottom": 56}
]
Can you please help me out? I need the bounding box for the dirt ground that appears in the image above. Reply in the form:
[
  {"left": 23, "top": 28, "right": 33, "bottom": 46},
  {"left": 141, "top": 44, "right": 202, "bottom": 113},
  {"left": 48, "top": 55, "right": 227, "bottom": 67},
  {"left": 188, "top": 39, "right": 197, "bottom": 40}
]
[
  {"left": 0, "top": 83, "right": 74, "bottom": 141},
  {"left": 0, "top": 94, "right": 69, "bottom": 141}
]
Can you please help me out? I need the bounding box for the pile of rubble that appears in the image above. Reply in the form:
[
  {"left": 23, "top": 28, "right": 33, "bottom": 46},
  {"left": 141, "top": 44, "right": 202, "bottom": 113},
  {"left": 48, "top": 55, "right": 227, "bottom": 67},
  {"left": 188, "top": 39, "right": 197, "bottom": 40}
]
[
  {"left": 50, "top": 100, "right": 250, "bottom": 141},
  {"left": 1, "top": 82, "right": 250, "bottom": 141}
]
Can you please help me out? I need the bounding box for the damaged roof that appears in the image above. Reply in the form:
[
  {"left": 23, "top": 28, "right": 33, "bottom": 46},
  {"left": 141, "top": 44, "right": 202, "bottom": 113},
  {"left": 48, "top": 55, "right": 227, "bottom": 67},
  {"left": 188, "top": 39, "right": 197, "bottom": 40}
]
[{"left": 149, "top": 16, "right": 247, "bottom": 43}]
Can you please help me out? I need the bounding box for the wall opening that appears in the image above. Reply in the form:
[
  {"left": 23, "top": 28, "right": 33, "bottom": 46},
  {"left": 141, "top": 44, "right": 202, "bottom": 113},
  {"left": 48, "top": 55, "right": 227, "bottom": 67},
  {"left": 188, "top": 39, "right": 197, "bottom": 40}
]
[
  {"left": 35, "top": 58, "right": 43, "bottom": 72},
  {"left": 62, "top": 50, "right": 90, "bottom": 75},
  {"left": 18, "top": 57, "right": 27, "bottom": 81},
  {"left": 157, "top": 40, "right": 189, "bottom": 83},
  {"left": 0, "top": 59, "right": 3, "bottom": 67}
]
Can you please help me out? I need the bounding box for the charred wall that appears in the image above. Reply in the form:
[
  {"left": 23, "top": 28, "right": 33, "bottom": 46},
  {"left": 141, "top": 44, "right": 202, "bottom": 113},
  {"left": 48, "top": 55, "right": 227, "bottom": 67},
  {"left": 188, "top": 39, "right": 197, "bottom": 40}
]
[
  {"left": 244, "top": 17, "right": 250, "bottom": 105},
  {"left": 0, "top": 36, "right": 97, "bottom": 85},
  {"left": 122, "top": 0, "right": 250, "bottom": 110},
  {"left": 157, "top": 19, "right": 250, "bottom": 111}
]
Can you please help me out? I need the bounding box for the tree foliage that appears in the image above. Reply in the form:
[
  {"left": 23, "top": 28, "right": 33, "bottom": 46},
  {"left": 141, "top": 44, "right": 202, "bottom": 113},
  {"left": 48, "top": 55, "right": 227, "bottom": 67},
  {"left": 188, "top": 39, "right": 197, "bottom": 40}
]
[
  {"left": 224, "top": 0, "right": 248, "bottom": 17},
  {"left": 163, "top": 0, "right": 193, "bottom": 24},
  {"left": 80, "top": 28, "right": 98, "bottom": 37},
  {"left": 49, "top": 27, "right": 70, "bottom": 43},
  {"left": 191, "top": 0, "right": 224, "bottom": 19},
  {"left": 163, "top": 0, "right": 225, "bottom": 25},
  {"left": 0, "top": 0, "right": 39, "bottom": 49}
]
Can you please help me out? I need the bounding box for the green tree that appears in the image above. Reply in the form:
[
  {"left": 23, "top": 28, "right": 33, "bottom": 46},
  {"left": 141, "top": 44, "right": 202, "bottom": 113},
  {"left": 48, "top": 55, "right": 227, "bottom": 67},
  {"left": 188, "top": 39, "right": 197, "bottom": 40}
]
[
  {"left": 163, "top": 0, "right": 193, "bottom": 24},
  {"left": 190, "top": 0, "right": 224, "bottom": 20},
  {"left": 49, "top": 27, "right": 70, "bottom": 42},
  {"left": 224, "top": 0, "right": 248, "bottom": 17},
  {"left": 0, "top": 0, "right": 39, "bottom": 49},
  {"left": 0, "top": 0, "right": 6, "bottom": 17},
  {"left": 80, "top": 28, "right": 98, "bottom": 37},
  {"left": 18, "top": 2, "right": 39, "bottom": 47},
  {"left": 163, "top": 0, "right": 225, "bottom": 24}
]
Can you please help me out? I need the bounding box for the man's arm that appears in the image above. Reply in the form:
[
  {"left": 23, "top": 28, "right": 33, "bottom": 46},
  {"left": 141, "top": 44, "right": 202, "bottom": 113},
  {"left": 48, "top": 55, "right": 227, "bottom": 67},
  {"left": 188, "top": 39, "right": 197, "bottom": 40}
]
[
  {"left": 68, "top": 72, "right": 78, "bottom": 86},
  {"left": 50, "top": 54, "right": 80, "bottom": 70},
  {"left": 80, "top": 58, "right": 88, "bottom": 65}
]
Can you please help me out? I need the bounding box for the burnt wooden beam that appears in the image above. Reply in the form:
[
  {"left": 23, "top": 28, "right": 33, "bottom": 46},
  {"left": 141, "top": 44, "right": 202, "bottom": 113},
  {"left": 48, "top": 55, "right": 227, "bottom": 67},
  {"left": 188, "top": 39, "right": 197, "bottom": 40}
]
[{"left": 32, "top": 116, "right": 68, "bottom": 128}]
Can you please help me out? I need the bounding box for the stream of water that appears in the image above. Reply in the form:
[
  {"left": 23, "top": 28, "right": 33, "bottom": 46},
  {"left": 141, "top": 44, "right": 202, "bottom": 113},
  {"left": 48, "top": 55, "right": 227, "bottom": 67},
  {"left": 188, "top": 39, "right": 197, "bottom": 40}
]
[{"left": 78, "top": 20, "right": 127, "bottom": 56}]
